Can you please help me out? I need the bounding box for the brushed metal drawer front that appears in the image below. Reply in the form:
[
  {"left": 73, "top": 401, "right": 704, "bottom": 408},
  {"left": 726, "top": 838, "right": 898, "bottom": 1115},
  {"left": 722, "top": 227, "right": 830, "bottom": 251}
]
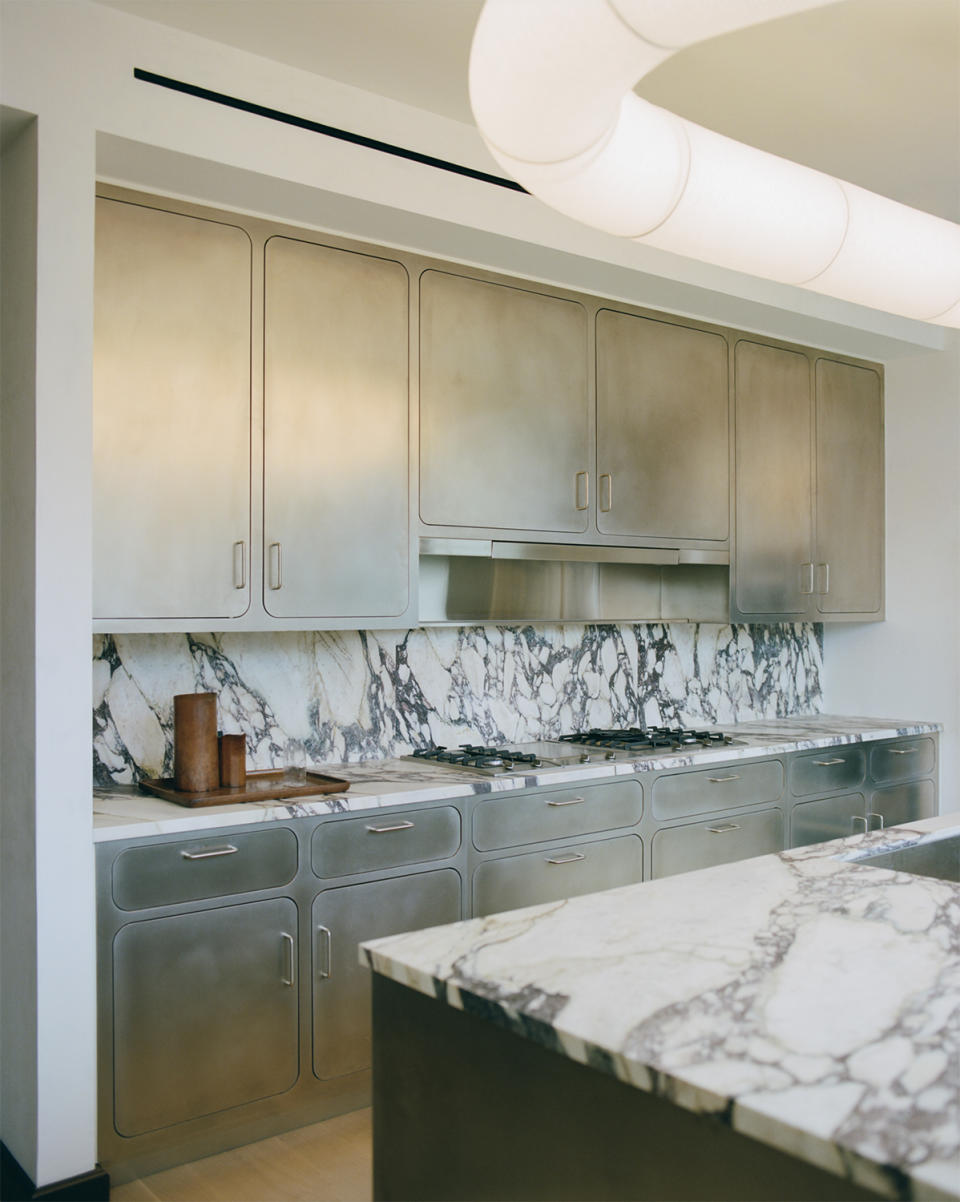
[
  {"left": 652, "top": 809, "right": 783, "bottom": 880},
  {"left": 312, "top": 807, "right": 461, "bottom": 879},
  {"left": 870, "top": 738, "right": 936, "bottom": 785},
  {"left": 472, "top": 780, "right": 643, "bottom": 852},
  {"left": 113, "top": 828, "right": 298, "bottom": 911},
  {"left": 790, "top": 747, "right": 866, "bottom": 797},
  {"left": 473, "top": 835, "right": 643, "bottom": 918},
  {"left": 652, "top": 760, "right": 783, "bottom": 819}
]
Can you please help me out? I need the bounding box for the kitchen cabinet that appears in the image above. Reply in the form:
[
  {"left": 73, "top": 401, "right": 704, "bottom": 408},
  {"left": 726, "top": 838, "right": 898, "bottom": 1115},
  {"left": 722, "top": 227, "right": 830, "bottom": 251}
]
[
  {"left": 732, "top": 340, "right": 884, "bottom": 621},
  {"left": 93, "top": 196, "right": 252, "bottom": 620},
  {"left": 651, "top": 808, "right": 784, "bottom": 879},
  {"left": 419, "top": 270, "right": 590, "bottom": 534},
  {"left": 312, "top": 869, "right": 461, "bottom": 1079},
  {"left": 595, "top": 310, "right": 729, "bottom": 542},
  {"left": 113, "top": 898, "right": 299, "bottom": 1136},
  {"left": 263, "top": 235, "right": 410, "bottom": 619}
]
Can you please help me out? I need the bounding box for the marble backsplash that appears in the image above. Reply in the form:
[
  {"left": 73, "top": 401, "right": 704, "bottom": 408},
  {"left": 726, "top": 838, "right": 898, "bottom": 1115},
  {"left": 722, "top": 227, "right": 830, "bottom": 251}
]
[{"left": 93, "top": 623, "right": 823, "bottom": 785}]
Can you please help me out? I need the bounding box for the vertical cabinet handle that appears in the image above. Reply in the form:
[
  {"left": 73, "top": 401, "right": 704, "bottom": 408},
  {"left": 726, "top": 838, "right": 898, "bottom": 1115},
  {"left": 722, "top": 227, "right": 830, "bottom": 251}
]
[
  {"left": 866, "top": 811, "right": 885, "bottom": 831},
  {"left": 599, "top": 473, "right": 613, "bottom": 513},
  {"left": 575, "top": 471, "right": 589, "bottom": 511},
  {"left": 851, "top": 815, "right": 868, "bottom": 834},
  {"left": 316, "top": 925, "right": 332, "bottom": 980},
  {"left": 799, "top": 562, "right": 815, "bottom": 595},
  {"left": 817, "top": 562, "right": 830, "bottom": 595},
  {"left": 280, "top": 932, "right": 295, "bottom": 986},
  {"left": 269, "top": 542, "right": 283, "bottom": 590},
  {"left": 233, "top": 540, "right": 246, "bottom": 590}
]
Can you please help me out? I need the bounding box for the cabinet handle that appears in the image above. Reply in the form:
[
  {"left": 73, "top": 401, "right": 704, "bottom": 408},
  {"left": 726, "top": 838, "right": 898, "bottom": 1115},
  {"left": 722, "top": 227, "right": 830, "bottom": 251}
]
[
  {"left": 889, "top": 747, "right": 917, "bottom": 756},
  {"left": 599, "top": 474, "right": 613, "bottom": 513},
  {"left": 546, "top": 852, "right": 586, "bottom": 866},
  {"left": 280, "top": 932, "right": 295, "bottom": 987},
  {"left": 707, "top": 774, "right": 741, "bottom": 783},
  {"left": 180, "top": 844, "right": 238, "bottom": 860},
  {"left": 813, "top": 758, "right": 846, "bottom": 767},
  {"left": 866, "top": 811, "right": 885, "bottom": 831},
  {"left": 575, "top": 471, "right": 589, "bottom": 511},
  {"left": 546, "top": 796, "right": 585, "bottom": 807},
  {"left": 706, "top": 823, "right": 740, "bottom": 834},
  {"left": 817, "top": 562, "right": 830, "bottom": 595},
  {"left": 316, "top": 925, "right": 332, "bottom": 980},
  {"left": 851, "top": 815, "right": 868, "bottom": 833},
  {"left": 365, "top": 820, "right": 415, "bottom": 834},
  {"left": 233, "top": 540, "right": 246, "bottom": 589},
  {"left": 799, "top": 562, "right": 815, "bottom": 595},
  {"left": 269, "top": 542, "right": 283, "bottom": 590}
]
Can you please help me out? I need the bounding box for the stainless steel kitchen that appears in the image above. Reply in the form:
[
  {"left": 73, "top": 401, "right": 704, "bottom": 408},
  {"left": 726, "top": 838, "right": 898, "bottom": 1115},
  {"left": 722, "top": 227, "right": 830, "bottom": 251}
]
[{"left": 1, "top": 2, "right": 959, "bottom": 1201}]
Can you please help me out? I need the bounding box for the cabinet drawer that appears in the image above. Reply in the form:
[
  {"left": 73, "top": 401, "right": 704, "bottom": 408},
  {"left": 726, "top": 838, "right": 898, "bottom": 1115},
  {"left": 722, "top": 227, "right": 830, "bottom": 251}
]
[
  {"left": 472, "top": 780, "right": 642, "bottom": 851},
  {"left": 652, "top": 759, "right": 783, "bottom": 819},
  {"left": 790, "top": 747, "right": 865, "bottom": 797},
  {"left": 870, "top": 737, "right": 936, "bottom": 784},
  {"left": 112, "top": 828, "right": 298, "bottom": 911},
  {"left": 472, "top": 834, "right": 642, "bottom": 918},
  {"left": 652, "top": 809, "right": 783, "bottom": 879},
  {"left": 312, "top": 807, "right": 460, "bottom": 878},
  {"left": 870, "top": 779, "right": 937, "bottom": 829},
  {"left": 791, "top": 793, "right": 866, "bottom": 848}
]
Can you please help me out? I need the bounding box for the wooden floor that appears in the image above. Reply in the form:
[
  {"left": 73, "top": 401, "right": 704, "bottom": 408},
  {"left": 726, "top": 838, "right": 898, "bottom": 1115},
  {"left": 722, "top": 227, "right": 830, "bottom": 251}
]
[{"left": 110, "top": 1109, "right": 372, "bottom": 1202}]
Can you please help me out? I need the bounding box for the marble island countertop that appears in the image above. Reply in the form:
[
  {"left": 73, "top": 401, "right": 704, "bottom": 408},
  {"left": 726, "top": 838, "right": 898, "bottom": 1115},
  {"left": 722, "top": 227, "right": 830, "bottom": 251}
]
[
  {"left": 363, "top": 814, "right": 960, "bottom": 1202},
  {"left": 93, "top": 714, "right": 941, "bottom": 842}
]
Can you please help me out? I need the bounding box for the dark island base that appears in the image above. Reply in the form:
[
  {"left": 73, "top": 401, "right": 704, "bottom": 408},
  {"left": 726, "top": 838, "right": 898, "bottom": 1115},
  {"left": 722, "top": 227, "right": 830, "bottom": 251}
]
[{"left": 371, "top": 975, "right": 886, "bottom": 1202}]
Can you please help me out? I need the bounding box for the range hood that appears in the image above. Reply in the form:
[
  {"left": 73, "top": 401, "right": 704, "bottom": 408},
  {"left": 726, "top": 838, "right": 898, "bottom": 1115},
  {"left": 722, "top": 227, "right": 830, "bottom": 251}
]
[{"left": 418, "top": 538, "right": 730, "bottom": 625}]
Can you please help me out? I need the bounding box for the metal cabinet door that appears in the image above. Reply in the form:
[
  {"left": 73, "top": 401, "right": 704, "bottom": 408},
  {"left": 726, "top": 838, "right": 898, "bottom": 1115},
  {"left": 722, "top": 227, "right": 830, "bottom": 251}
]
[
  {"left": 113, "top": 899, "right": 299, "bottom": 1136},
  {"left": 815, "top": 359, "right": 884, "bottom": 615},
  {"left": 733, "top": 341, "right": 813, "bottom": 617},
  {"left": 263, "top": 236, "right": 409, "bottom": 618},
  {"left": 313, "top": 869, "right": 461, "bottom": 1080},
  {"left": 93, "top": 198, "right": 252, "bottom": 619},
  {"left": 596, "top": 311, "right": 729, "bottom": 541},
  {"left": 790, "top": 793, "right": 867, "bottom": 847},
  {"left": 870, "top": 780, "right": 936, "bottom": 829},
  {"left": 419, "top": 271, "right": 589, "bottom": 532},
  {"left": 651, "top": 809, "right": 783, "bottom": 879}
]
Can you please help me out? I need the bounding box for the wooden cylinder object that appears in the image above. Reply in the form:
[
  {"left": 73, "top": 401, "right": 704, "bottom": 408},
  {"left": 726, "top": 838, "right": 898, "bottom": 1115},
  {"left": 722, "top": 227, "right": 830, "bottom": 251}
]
[
  {"left": 173, "top": 693, "right": 219, "bottom": 793},
  {"left": 219, "top": 733, "right": 247, "bottom": 789}
]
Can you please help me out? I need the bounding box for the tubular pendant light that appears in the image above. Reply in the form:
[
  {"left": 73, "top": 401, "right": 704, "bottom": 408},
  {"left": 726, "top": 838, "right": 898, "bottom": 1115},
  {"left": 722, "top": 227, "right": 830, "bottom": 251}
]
[{"left": 470, "top": 0, "right": 960, "bottom": 327}]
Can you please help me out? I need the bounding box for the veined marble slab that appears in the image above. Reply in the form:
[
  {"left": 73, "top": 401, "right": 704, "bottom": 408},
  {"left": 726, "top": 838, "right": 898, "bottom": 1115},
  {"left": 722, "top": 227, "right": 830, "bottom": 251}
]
[
  {"left": 93, "top": 714, "right": 941, "bottom": 842},
  {"left": 363, "top": 815, "right": 960, "bottom": 1202}
]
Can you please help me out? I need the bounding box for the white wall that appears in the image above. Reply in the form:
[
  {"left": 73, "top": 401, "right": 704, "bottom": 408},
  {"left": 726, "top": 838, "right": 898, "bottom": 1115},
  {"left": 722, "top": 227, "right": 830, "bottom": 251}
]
[{"left": 1, "top": 0, "right": 957, "bottom": 1184}]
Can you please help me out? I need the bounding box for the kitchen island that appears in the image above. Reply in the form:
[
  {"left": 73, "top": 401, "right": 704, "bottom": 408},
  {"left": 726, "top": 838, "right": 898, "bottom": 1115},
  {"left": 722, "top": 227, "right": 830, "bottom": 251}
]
[{"left": 363, "top": 815, "right": 960, "bottom": 1202}]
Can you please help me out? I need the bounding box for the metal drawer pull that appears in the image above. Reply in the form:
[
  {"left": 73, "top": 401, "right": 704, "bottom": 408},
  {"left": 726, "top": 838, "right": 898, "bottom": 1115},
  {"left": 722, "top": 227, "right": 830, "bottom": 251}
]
[
  {"left": 889, "top": 748, "right": 917, "bottom": 755},
  {"left": 546, "top": 852, "right": 586, "bottom": 866},
  {"left": 851, "top": 815, "right": 868, "bottom": 833},
  {"left": 316, "top": 925, "right": 332, "bottom": 980},
  {"left": 546, "top": 796, "right": 585, "bottom": 807},
  {"left": 233, "top": 540, "right": 246, "bottom": 589},
  {"left": 706, "top": 823, "right": 740, "bottom": 834},
  {"left": 280, "top": 933, "right": 295, "bottom": 986},
  {"left": 708, "top": 774, "right": 741, "bottom": 783},
  {"left": 813, "top": 758, "right": 846, "bottom": 767},
  {"left": 365, "top": 820, "right": 415, "bottom": 834},
  {"left": 599, "top": 473, "right": 613, "bottom": 513},
  {"left": 269, "top": 542, "right": 283, "bottom": 589},
  {"left": 180, "top": 844, "right": 238, "bottom": 860},
  {"left": 817, "top": 562, "right": 830, "bottom": 595},
  {"left": 867, "top": 811, "right": 885, "bottom": 831},
  {"left": 575, "top": 471, "right": 589, "bottom": 511},
  {"left": 799, "top": 562, "right": 815, "bottom": 595}
]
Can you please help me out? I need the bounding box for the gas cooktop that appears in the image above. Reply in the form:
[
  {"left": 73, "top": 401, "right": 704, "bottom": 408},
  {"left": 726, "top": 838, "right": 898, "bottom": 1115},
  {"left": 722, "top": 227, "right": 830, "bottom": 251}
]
[{"left": 405, "top": 727, "right": 745, "bottom": 776}]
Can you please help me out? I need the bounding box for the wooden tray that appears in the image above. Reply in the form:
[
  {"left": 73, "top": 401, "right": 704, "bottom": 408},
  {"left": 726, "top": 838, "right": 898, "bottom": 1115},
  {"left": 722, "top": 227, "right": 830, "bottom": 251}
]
[{"left": 139, "top": 769, "right": 350, "bottom": 808}]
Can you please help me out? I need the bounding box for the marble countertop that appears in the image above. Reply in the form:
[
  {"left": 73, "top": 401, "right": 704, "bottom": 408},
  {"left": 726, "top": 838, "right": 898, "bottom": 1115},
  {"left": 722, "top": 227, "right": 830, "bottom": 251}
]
[
  {"left": 92, "top": 714, "right": 941, "bottom": 842},
  {"left": 363, "top": 814, "right": 960, "bottom": 1201}
]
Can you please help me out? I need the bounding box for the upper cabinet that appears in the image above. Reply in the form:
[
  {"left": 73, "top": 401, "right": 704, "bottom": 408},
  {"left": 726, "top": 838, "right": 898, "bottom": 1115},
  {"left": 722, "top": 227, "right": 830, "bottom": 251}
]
[
  {"left": 419, "top": 270, "right": 589, "bottom": 534},
  {"left": 731, "top": 340, "right": 883, "bottom": 622},
  {"left": 596, "top": 311, "right": 728, "bottom": 542},
  {"left": 263, "top": 237, "right": 409, "bottom": 620},
  {"left": 93, "top": 197, "right": 252, "bottom": 621}
]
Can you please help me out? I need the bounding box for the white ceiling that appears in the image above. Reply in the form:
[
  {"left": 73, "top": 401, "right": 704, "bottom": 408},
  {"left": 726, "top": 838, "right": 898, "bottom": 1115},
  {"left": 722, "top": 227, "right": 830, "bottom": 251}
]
[{"left": 97, "top": 0, "right": 960, "bottom": 221}]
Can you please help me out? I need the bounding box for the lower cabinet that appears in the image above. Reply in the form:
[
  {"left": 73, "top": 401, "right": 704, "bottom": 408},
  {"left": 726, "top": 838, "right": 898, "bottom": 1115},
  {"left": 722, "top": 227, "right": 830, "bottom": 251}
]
[
  {"left": 312, "top": 869, "right": 461, "bottom": 1079},
  {"left": 112, "top": 898, "right": 299, "bottom": 1137},
  {"left": 791, "top": 792, "right": 868, "bottom": 846},
  {"left": 651, "top": 808, "right": 784, "bottom": 879}
]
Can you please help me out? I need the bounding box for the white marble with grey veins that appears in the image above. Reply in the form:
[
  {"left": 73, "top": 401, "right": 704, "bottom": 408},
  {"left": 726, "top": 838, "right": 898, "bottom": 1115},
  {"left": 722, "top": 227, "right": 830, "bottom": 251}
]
[
  {"left": 363, "top": 816, "right": 960, "bottom": 1202},
  {"left": 92, "top": 622, "right": 823, "bottom": 785}
]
